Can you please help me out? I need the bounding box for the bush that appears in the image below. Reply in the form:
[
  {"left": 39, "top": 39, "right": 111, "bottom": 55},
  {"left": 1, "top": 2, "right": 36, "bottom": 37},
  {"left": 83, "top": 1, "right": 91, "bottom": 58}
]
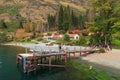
[
  {"left": 47, "top": 33, "right": 52, "bottom": 36},
  {"left": 64, "top": 34, "right": 70, "bottom": 41},
  {"left": 36, "top": 37, "right": 43, "bottom": 41},
  {"left": 97, "top": 48, "right": 105, "bottom": 53},
  {"left": 41, "top": 39, "right": 49, "bottom": 43},
  {"left": 0, "top": 32, "right": 8, "bottom": 43}
]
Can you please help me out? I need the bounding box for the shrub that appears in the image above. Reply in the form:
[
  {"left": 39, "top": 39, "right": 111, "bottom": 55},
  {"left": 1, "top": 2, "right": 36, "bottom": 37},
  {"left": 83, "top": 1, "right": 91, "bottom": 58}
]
[
  {"left": 47, "top": 33, "right": 52, "bottom": 36},
  {"left": 36, "top": 37, "right": 43, "bottom": 41},
  {"left": 0, "top": 32, "right": 8, "bottom": 43},
  {"left": 64, "top": 34, "right": 70, "bottom": 41},
  {"left": 97, "top": 48, "right": 105, "bottom": 53}
]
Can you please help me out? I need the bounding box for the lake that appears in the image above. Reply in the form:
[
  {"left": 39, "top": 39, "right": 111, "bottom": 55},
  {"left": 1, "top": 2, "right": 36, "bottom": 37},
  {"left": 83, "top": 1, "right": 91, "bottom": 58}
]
[
  {"left": 0, "top": 45, "right": 68, "bottom": 80},
  {"left": 0, "top": 45, "right": 120, "bottom": 80}
]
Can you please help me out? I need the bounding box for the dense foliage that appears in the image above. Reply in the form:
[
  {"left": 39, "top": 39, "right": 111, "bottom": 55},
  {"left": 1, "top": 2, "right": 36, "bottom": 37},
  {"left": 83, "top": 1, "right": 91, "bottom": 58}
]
[
  {"left": 47, "top": 5, "right": 87, "bottom": 33},
  {"left": 0, "top": 32, "right": 8, "bottom": 43},
  {"left": 88, "top": 0, "right": 120, "bottom": 46}
]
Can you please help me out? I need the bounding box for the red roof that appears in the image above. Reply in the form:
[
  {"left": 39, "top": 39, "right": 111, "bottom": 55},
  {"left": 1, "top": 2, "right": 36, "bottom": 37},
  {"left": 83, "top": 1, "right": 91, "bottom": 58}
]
[
  {"left": 72, "top": 30, "right": 80, "bottom": 34},
  {"left": 52, "top": 35, "right": 59, "bottom": 38},
  {"left": 68, "top": 34, "right": 78, "bottom": 37}
]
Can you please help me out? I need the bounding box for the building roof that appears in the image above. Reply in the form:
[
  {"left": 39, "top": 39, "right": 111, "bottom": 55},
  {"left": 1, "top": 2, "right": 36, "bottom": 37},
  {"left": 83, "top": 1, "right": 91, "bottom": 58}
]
[
  {"left": 68, "top": 34, "right": 78, "bottom": 37},
  {"left": 43, "top": 36, "right": 51, "bottom": 39},
  {"left": 72, "top": 30, "right": 81, "bottom": 34}
]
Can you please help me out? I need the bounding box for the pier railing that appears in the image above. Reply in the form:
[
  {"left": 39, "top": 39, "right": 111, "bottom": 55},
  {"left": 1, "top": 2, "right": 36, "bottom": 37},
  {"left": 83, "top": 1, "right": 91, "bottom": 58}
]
[{"left": 17, "top": 45, "right": 98, "bottom": 74}]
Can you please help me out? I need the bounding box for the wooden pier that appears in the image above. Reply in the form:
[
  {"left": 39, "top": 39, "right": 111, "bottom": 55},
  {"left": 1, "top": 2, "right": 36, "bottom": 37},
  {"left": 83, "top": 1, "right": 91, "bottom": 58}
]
[{"left": 16, "top": 46, "right": 97, "bottom": 74}]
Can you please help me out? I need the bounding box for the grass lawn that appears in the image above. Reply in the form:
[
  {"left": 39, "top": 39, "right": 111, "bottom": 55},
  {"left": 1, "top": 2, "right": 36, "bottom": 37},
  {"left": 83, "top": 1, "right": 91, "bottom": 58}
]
[
  {"left": 112, "top": 40, "right": 120, "bottom": 49},
  {"left": 65, "top": 61, "right": 111, "bottom": 80}
]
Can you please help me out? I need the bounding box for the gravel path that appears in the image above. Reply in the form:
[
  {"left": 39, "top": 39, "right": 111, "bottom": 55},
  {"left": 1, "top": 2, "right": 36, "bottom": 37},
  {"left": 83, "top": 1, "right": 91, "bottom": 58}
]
[{"left": 81, "top": 49, "right": 120, "bottom": 69}]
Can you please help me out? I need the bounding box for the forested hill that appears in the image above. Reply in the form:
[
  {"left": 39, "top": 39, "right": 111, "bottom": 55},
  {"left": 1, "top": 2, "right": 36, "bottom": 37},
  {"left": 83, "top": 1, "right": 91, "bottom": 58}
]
[{"left": 0, "top": 0, "right": 91, "bottom": 23}]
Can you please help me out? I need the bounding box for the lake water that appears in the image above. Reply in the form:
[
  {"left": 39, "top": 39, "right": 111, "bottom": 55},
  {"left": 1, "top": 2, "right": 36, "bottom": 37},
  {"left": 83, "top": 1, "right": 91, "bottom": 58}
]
[
  {"left": 0, "top": 45, "right": 67, "bottom": 80},
  {"left": 0, "top": 45, "right": 120, "bottom": 80}
]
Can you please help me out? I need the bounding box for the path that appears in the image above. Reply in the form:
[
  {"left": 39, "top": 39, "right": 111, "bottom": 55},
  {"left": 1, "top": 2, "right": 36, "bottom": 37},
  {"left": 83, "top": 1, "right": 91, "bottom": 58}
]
[{"left": 81, "top": 49, "right": 120, "bottom": 70}]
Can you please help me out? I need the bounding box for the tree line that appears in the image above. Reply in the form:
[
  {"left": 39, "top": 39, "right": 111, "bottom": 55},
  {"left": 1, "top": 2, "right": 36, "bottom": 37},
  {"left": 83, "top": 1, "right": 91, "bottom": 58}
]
[
  {"left": 1, "top": 0, "right": 120, "bottom": 47},
  {"left": 47, "top": 5, "right": 87, "bottom": 33}
]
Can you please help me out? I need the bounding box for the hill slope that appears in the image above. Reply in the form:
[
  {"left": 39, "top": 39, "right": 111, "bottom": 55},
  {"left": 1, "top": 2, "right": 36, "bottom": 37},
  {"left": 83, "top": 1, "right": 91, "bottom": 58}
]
[{"left": 0, "top": 0, "right": 92, "bottom": 22}]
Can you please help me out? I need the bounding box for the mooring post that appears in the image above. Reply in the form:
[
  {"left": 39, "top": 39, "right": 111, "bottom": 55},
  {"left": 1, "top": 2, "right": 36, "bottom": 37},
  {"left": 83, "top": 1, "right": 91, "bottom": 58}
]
[
  {"left": 55, "top": 56, "right": 56, "bottom": 63},
  {"left": 66, "top": 47, "right": 70, "bottom": 59},
  {"left": 41, "top": 56, "right": 43, "bottom": 63},
  {"left": 64, "top": 55, "right": 67, "bottom": 63},
  {"left": 80, "top": 46, "right": 81, "bottom": 56},
  {"left": 49, "top": 56, "right": 52, "bottom": 72},
  {"left": 73, "top": 52, "right": 76, "bottom": 59},
  {"left": 49, "top": 56, "right": 52, "bottom": 66},
  {"left": 16, "top": 55, "right": 19, "bottom": 64},
  {"left": 73, "top": 47, "right": 76, "bottom": 59}
]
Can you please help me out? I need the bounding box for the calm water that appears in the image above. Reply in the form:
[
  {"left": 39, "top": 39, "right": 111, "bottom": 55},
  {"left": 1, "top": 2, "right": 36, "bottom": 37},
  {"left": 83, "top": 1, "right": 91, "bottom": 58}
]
[
  {"left": 0, "top": 45, "right": 66, "bottom": 80},
  {"left": 0, "top": 45, "right": 120, "bottom": 80}
]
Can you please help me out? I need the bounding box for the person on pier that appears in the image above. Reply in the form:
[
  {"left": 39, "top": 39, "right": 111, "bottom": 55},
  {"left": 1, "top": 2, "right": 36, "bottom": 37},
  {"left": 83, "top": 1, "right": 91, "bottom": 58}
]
[{"left": 59, "top": 43, "right": 62, "bottom": 52}]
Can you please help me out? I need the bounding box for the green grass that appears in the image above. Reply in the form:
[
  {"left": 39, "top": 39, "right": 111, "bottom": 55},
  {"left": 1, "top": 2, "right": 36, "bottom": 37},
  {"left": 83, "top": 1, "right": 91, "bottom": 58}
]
[
  {"left": 53, "top": 39, "right": 76, "bottom": 45},
  {"left": 0, "top": 21, "right": 20, "bottom": 32},
  {"left": 112, "top": 39, "right": 120, "bottom": 49},
  {"left": 0, "top": 4, "right": 23, "bottom": 32},
  {"left": 40, "top": 39, "right": 49, "bottom": 43},
  {"left": 65, "top": 61, "right": 111, "bottom": 80},
  {"left": 0, "top": 5, "right": 22, "bottom": 16},
  {"left": 6, "top": 21, "right": 19, "bottom": 32}
]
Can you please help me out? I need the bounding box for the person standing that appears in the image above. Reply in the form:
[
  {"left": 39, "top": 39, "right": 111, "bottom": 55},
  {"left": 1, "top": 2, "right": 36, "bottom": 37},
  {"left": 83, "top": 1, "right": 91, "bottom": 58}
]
[{"left": 59, "top": 43, "right": 62, "bottom": 52}]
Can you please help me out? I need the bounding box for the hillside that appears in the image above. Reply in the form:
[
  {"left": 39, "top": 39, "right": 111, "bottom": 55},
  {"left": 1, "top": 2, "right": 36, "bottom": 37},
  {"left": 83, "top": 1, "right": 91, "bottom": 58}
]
[{"left": 0, "top": 0, "right": 92, "bottom": 22}]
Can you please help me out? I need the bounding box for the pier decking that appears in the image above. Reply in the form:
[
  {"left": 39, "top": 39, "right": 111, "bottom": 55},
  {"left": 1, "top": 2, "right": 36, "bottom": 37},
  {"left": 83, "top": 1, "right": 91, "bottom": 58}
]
[{"left": 16, "top": 46, "right": 97, "bottom": 73}]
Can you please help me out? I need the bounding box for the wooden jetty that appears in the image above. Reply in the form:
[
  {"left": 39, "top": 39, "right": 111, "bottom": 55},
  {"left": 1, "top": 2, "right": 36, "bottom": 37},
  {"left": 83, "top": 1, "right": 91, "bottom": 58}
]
[{"left": 16, "top": 46, "right": 97, "bottom": 74}]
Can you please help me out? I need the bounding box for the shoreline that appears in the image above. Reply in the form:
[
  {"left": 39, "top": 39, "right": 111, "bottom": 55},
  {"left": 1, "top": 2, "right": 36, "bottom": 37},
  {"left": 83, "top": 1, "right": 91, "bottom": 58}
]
[
  {"left": 1, "top": 42, "right": 46, "bottom": 48},
  {"left": 80, "top": 49, "right": 120, "bottom": 70},
  {"left": 2, "top": 42, "right": 120, "bottom": 71}
]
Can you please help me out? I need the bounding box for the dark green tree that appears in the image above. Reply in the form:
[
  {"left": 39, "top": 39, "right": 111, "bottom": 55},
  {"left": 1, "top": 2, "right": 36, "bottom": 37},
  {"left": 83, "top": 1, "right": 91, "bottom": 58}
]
[
  {"left": 16, "top": 14, "right": 24, "bottom": 29},
  {"left": 47, "top": 14, "right": 55, "bottom": 30},
  {"left": 0, "top": 32, "right": 8, "bottom": 43},
  {"left": 64, "top": 34, "right": 70, "bottom": 41},
  {"left": 0, "top": 20, "right": 7, "bottom": 29},
  {"left": 58, "top": 5, "right": 64, "bottom": 31},
  {"left": 58, "top": 5, "right": 71, "bottom": 33},
  {"left": 88, "top": 0, "right": 119, "bottom": 46}
]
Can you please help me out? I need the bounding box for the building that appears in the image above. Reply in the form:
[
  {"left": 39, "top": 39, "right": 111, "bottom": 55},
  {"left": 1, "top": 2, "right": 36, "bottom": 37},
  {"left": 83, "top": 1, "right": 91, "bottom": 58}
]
[
  {"left": 43, "top": 34, "right": 79, "bottom": 40},
  {"left": 68, "top": 34, "right": 79, "bottom": 40}
]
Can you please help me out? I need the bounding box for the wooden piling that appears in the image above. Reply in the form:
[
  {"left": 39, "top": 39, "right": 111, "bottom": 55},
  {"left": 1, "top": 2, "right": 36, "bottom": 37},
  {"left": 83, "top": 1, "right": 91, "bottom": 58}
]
[
  {"left": 17, "top": 47, "right": 97, "bottom": 73},
  {"left": 73, "top": 52, "right": 76, "bottom": 59}
]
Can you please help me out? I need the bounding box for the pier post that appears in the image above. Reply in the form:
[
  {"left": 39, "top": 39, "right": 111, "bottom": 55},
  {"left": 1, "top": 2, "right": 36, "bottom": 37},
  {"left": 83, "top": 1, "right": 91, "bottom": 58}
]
[
  {"left": 49, "top": 56, "right": 52, "bottom": 72},
  {"left": 73, "top": 52, "right": 76, "bottom": 59},
  {"left": 66, "top": 47, "right": 70, "bottom": 59},
  {"left": 55, "top": 56, "right": 56, "bottom": 63},
  {"left": 49, "top": 56, "right": 52, "bottom": 66},
  {"left": 64, "top": 55, "right": 67, "bottom": 63},
  {"left": 80, "top": 51, "right": 81, "bottom": 56},
  {"left": 41, "top": 56, "right": 43, "bottom": 63}
]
